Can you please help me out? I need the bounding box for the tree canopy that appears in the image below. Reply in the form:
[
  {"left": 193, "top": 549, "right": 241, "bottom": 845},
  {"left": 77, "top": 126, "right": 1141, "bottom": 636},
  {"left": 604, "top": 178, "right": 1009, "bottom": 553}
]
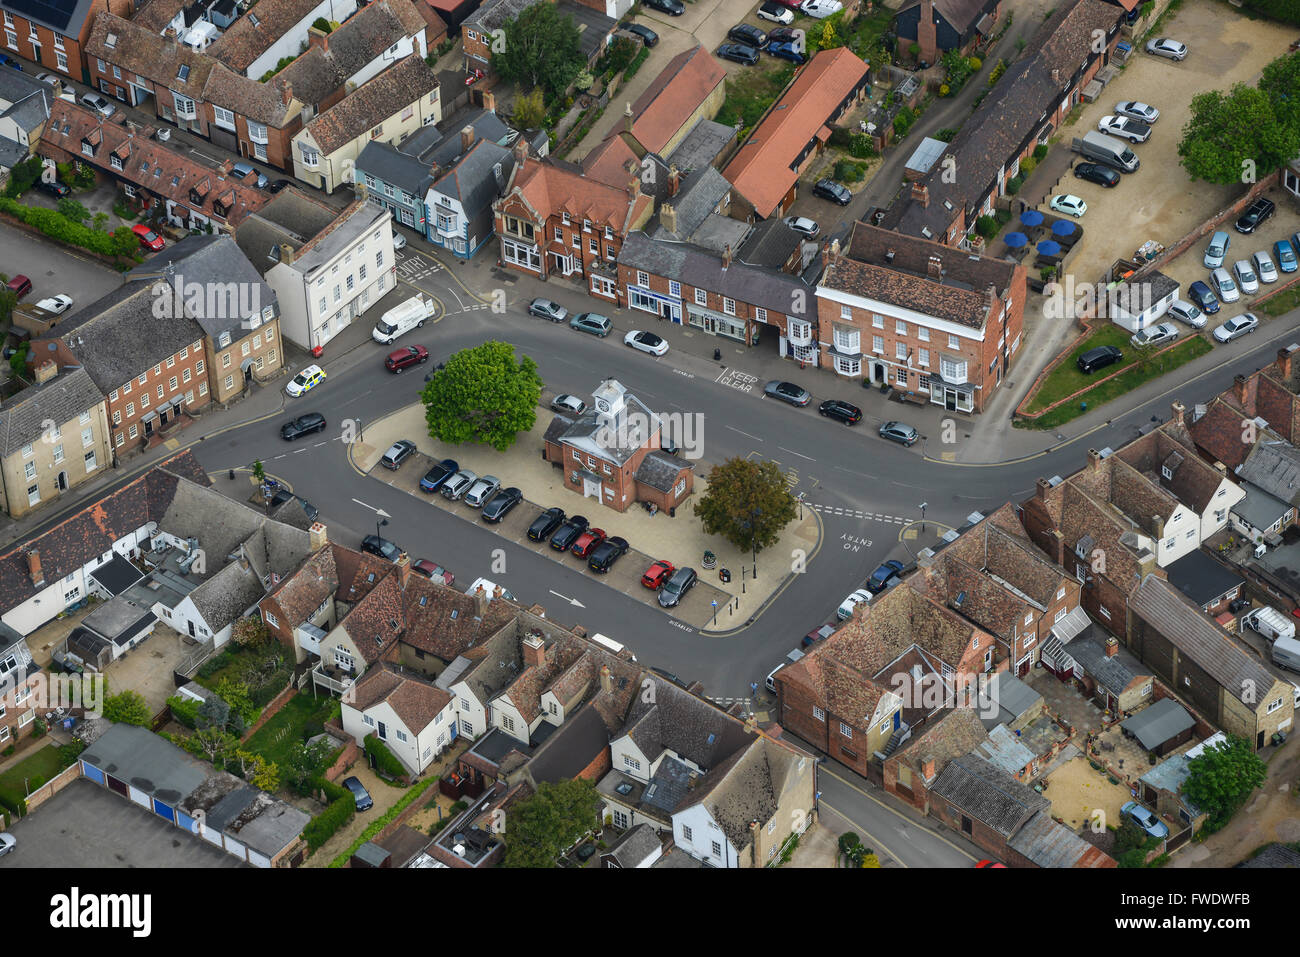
[
  {"left": 421, "top": 340, "right": 543, "bottom": 452},
  {"left": 695, "top": 457, "right": 799, "bottom": 554},
  {"left": 1180, "top": 734, "right": 1267, "bottom": 830},
  {"left": 1178, "top": 62, "right": 1300, "bottom": 184},
  {"left": 102, "top": 690, "right": 151, "bottom": 726},
  {"left": 503, "top": 779, "right": 601, "bottom": 868},
  {"left": 493, "top": 3, "right": 584, "bottom": 99}
]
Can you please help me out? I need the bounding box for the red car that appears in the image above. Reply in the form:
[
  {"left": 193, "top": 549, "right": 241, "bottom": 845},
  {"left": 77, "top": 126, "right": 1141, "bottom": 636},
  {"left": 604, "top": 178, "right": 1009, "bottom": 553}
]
[
  {"left": 570, "top": 527, "right": 606, "bottom": 559},
  {"left": 412, "top": 559, "right": 454, "bottom": 586},
  {"left": 132, "top": 223, "right": 164, "bottom": 251},
  {"left": 641, "top": 560, "right": 675, "bottom": 589},
  {"left": 386, "top": 344, "right": 429, "bottom": 373},
  {"left": 975, "top": 860, "right": 1007, "bottom": 868}
]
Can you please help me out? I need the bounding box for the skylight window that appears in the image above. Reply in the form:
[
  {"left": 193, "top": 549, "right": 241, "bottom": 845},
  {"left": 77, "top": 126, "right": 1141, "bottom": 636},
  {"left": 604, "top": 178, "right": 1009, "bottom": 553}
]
[{"left": 177, "top": 64, "right": 190, "bottom": 81}]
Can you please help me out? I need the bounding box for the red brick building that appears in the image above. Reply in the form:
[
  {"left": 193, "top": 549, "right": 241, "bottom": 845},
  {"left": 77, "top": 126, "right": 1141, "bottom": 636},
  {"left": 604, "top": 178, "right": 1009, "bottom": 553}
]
[{"left": 0, "top": 0, "right": 131, "bottom": 82}]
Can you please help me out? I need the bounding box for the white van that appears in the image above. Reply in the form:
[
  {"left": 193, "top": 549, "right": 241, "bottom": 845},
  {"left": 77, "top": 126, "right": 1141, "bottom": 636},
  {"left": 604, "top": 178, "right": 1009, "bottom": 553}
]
[
  {"left": 1271, "top": 634, "right": 1300, "bottom": 673},
  {"left": 372, "top": 294, "right": 436, "bottom": 344},
  {"left": 766, "top": 648, "right": 805, "bottom": 692},
  {"left": 1245, "top": 606, "right": 1296, "bottom": 643}
]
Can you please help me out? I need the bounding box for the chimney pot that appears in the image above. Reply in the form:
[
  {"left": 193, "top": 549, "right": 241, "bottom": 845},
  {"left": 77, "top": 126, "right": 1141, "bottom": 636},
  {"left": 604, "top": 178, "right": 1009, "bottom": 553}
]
[
  {"left": 27, "top": 549, "right": 43, "bottom": 588},
  {"left": 282, "top": 81, "right": 293, "bottom": 107},
  {"left": 1170, "top": 401, "right": 1186, "bottom": 426},
  {"left": 926, "top": 254, "right": 942, "bottom": 279},
  {"left": 1232, "top": 373, "right": 1248, "bottom": 406},
  {"left": 1087, "top": 448, "right": 1103, "bottom": 470},
  {"left": 668, "top": 164, "right": 680, "bottom": 198},
  {"left": 660, "top": 202, "right": 677, "bottom": 235},
  {"left": 309, "top": 522, "right": 328, "bottom": 551},
  {"left": 599, "top": 664, "right": 612, "bottom": 694},
  {"left": 460, "top": 125, "right": 474, "bottom": 155},
  {"left": 912, "top": 182, "right": 929, "bottom": 207},
  {"left": 33, "top": 359, "right": 57, "bottom": 385},
  {"left": 1105, "top": 637, "right": 1119, "bottom": 658}
]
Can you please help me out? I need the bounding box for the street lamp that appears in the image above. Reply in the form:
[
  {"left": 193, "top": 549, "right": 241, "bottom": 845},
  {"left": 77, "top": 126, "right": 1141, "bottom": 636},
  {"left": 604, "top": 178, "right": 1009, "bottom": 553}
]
[
  {"left": 919, "top": 502, "right": 928, "bottom": 534},
  {"left": 750, "top": 506, "right": 762, "bottom": 580},
  {"left": 377, "top": 517, "right": 388, "bottom": 542}
]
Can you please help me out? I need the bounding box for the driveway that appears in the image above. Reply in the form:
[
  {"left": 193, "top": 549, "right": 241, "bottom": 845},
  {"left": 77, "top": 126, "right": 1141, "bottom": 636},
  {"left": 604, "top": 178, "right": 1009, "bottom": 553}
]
[
  {"left": 0, "top": 778, "right": 246, "bottom": 867},
  {"left": 302, "top": 762, "right": 406, "bottom": 866},
  {"left": 0, "top": 219, "right": 123, "bottom": 310}
]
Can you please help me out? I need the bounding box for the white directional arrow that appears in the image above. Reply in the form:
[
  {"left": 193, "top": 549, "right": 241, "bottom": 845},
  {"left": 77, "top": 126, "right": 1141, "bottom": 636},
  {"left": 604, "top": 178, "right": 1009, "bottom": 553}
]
[
  {"left": 351, "top": 499, "right": 392, "bottom": 519},
  {"left": 548, "top": 589, "right": 586, "bottom": 608}
]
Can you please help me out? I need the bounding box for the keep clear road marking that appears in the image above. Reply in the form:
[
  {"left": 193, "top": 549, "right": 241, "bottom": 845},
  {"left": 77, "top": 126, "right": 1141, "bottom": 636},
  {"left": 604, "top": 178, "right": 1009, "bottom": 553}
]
[{"left": 715, "top": 367, "right": 760, "bottom": 393}]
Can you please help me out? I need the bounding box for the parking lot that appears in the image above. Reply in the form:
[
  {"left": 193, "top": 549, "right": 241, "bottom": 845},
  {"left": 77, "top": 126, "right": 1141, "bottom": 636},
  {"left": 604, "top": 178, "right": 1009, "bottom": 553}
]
[{"left": 0, "top": 215, "right": 124, "bottom": 310}]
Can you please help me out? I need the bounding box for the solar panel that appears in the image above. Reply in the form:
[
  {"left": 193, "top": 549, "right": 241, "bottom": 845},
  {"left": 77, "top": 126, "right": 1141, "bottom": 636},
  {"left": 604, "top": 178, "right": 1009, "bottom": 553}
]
[{"left": 4, "top": 0, "right": 81, "bottom": 34}]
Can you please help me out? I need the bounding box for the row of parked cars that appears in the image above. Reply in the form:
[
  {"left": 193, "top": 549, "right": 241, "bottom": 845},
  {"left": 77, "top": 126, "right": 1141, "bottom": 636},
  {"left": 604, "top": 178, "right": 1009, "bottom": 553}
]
[
  {"left": 718, "top": 22, "right": 810, "bottom": 66},
  {"left": 763, "top": 380, "right": 921, "bottom": 445},
  {"left": 1189, "top": 207, "right": 1298, "bottom": 343}
]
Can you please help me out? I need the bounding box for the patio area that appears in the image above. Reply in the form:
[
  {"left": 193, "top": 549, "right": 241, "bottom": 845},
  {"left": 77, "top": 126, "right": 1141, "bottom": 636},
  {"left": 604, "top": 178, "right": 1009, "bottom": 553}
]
[
  {"left": 1044, "top": 754, "right": 1134, "bottom": 832},
  {"left": 1023, "top": 668, "right": 1108, "bottom": 737},
  {"left": 984, "top": 205, "right": 1085, "bottom": 283}
]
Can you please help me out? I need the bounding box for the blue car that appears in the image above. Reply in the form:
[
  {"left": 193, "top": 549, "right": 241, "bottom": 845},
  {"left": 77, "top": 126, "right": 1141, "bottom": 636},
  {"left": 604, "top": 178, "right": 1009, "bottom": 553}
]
[
  {"left": 419, "top": 458, "right": 459, "bottom": 493},
  {"left": 1278, "top": 238, "right": 1300, "bottom": 273},
  {"left": 1187, "top": 280, "right": 1220, "bottom": 315},
  {"left": 767, "top": 41, "right": 807, "bottom": 64},
  {"left": 1121, "top": 801, "right": 1169, "bottom": 839},
  {"left": 866, "top": 559, "right": 905, "bottom": 594}
]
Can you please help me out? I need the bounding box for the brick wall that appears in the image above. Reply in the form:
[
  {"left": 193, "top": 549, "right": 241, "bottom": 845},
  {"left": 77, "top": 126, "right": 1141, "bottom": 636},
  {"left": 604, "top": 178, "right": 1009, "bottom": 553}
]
[
  {"left": 242, "top": 684, "right": 298, "bottom": 741},
  {"left": 322, "top": 718, "right": 362, "bottom": 782},
  {"left": 1142, "top": 175, "right": 1279, "bottom": 277}
]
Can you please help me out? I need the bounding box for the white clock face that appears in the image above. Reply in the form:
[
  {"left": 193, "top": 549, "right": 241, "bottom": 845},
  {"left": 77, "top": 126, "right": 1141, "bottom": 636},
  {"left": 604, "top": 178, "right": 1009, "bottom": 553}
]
[{"left": 596, "top": 399, "right": 610, "bottom": 412}]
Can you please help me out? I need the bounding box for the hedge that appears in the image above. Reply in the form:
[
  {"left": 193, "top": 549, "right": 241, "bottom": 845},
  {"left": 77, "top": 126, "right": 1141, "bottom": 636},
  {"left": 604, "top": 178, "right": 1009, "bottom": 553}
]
[
  {"left": 318, "top": 777, "right": 350, "bottom": 803},
  {"left": 167, "top": 695, "right": 200, "bottom": 730},
  {"left": 303, "top": 796, "right": 354, "bottom": 850},
  {"left": 0, "top": 197, "right": 137, "bottom": 258},
  {"left": 328, "top": 777, "right": 438, "bottom": 868},
  {"left": 364, "top": 734, "right": 406, "bottom": 780}
]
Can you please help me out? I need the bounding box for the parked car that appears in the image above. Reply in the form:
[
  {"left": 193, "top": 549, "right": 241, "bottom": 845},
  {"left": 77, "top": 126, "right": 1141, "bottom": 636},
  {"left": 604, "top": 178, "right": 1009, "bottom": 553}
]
[
  {"left": 412, "top": 559, "right": 454, "bottom": 585},
  {"left": 1145, "top": 37, "right": 1187, "bottom": 60},
  {"left": 812, "top": 178, "right": 852, "bottom": 205},
  {"left": 570, "top": 526, "right": 607, "bottom": 559},
  {"left": 528, "top": 297, "right": 568, "bottom": 322},
  {"left": 343, "top": 776, "right": 374, "bottom": 812},
  {"left": 360, "top": 535, "right": 401, "bottom": 562},
  {"left": 481, "top": 486, "right": 523, "bottom": 522},
  {"left": 717, "top": 42, "right": 760, "bottom": 65},
  {"left": 837, "top": 588, "right": 872, "bottom": 620},
  {"left": 552, "top": 394, "right": 587, "bottom": 415},
  {"left": 1253, "top": 250, "right": 1279, "bottom": 284},
  {"left": 879, "top": 421, "right": 919, "bottom": 446},
  {"left": 1273, "top": 239, "right": 1298, "bottom": 273},
  {"left": 79, "top": 92, "right": 115, "bottom": 116},
  {"left": 625, "top": 330, "right": 670, "bottom": 355},
  {"left": 758, "top": 0, "right": 795, "bottom": 22},
  {"left": 728, "top": 23, "right": 767, "bottom": 46},
  {"left": 588, "top": 536, "right": 630, "bottom": 573},
  {"left": 1166, "top": 299, "right": 1206, "bottom": 328},
  {"left": 1076, "top": 344, "right": 1123, "bottom": 373},
  {"left": 784, "top": 215, "right": 819, "bottom": 238},
  {"left": 818, "top": 399, "right": 862, "bottom": 424},
  {"left": 285, "top": 363, "right": 326, "bottom": 396},
  {"left": 5, "top": 274, "right": 30, "bottom": 298},
  {"left": 657, "top": 566, "right": 698, "bottom": 608},
  {"left": 624, "top": 23, "right": 659, "bottom": 46},
  {"left": 1049, "top": 194, "right": 1087, "bottom": 218},
  {"left": 34, "top": 294, "right": 74, "bottom": 314},
  {"left": 281, "top": 413, "right": 326, "bottom": 440},
  {"left": 380, "top": 439, "right": 417, "bottom": 470},
  {"left": 1209, "top": 267, "right": 1239, "bottom": 303},
  {"left": 0, "top": 832, "right": 15, "bottom": 856},
  {"left": 1115, "top": 100, "right": 1159, "bottom": 123},
  {"left": 1073, "top": 162, "right": 1120, "bottom": 188},
  {"left": 1097, "top": 114, "right": 1150, "bottom": 143},
  {"left": 1212, "top": 312, "right": 1259, "bottom": 343},
  {"left": 36, "top": 179, "right": 71, "bottom": 197},
  {"left": 803, "top": 623, "right": 836, "bottom": 648},
  {"left": 1234, "top": 197, "right": 1275, "bottom": 234},
  {"left": 1130, "top": 322, "right": 1178, "bottom": 348},
  {"left": 867, "top": 559, "right": 905, "bottom": 594},
  {"left": 799, "top": 0, "right": 842, "bottom": 17},
  {"left": 550, "top": 515, "right": 590, "bottom": 551},
  {"left": 766, "top": 26, "right": 800, "bottom": 45},
  {"left": 268, "top": 179, "right": 293, "bottom": 193},
  {"left": 419, "top": 458, "right": 459, "bottom": 493},
  {"left": 385, "top": 344, "right": 428, "bottom": 373},
  {"left": 35, "top": 71, "right": 57, "bottom": 86},
  {"left": 1121, "top": 801, "right": 1169, "bottom": 839},
  {"left": 391, "top": 231, "right": 407, "bottom": 251},
  {"left": 527, "top": 507, "right": 567, "bottom": 542},
  {"left": 767, "top": 40, "right": 807, "bottom": 63},
  {"left": 230, "top": 161, "right": 269, "bottom": 188},
  {"left": 463, "top": 475, "right": 502, "bottom": 508},
  {"left": 642, "top": 0, "right": 684, "bottom": 13},
  {"left": 641, "top": 559, "right": 676, "bottom": 589},
  {"left": 1203, "top": 230, "right": 1230, "bottom": 268},
  {"left": 1232, "top": 259, "right": 1259, "bottom": 295},
  {"left": 1187, "top": 280, "right": 1220, "bottom": 314},
  {"left": 570, "top": 312, "right": 612, "bottom": 337},
  {"left": 764, "top": 380, "right": 811, "bottom": 406},
  {"left": 440, "top": 469, "right": 478, "bottom": 501},
  {"left": 132, "top": 223, "right": 165, "bottom": 251}
]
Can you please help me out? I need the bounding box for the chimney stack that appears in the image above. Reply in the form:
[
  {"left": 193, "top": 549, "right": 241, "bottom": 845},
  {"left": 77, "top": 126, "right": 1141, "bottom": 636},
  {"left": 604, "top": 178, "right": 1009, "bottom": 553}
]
[
  {"left": 1170, "top": 401, "right": 1186, "bottom": 427},
  {"left": 309, "top": 522, "right": 328, "bottom": 551},
  {"left": 744, "top": 714, "right": 757, "bottom": 734},
  {"left": 599, "top": 664, "right": 612, "bottom": 694},
  {"left": 1051, "top": 68, "right": 1060, "bottom": 85},
  {"left": 987, "top": 283, "right": 997, "bottom": 313},
  {"left": 668, "top": 164, "right": 680, "bottom": 198},
  {"left": 623, "top": 101, "right": 633, "bottom": 133},
  {"left": 660, "top": 203, "right": 677, "bottom": 235},
  {"left": 473, "top": 584, "right": 489, "bottom": 618},
  {"left": 481, "top": 89, "right": 495, "bottom": 113},
  {"left": 1277, "top": 346, "right": 1295, "bottom": 384},
  {"left": 1086, "top": 448, "right": 1103, "bottom": 471},
  {"left": 927, "top": 254, "right": 942, "bottom": 279},
  {"left": 523, "top": 633, "right": 546, "bottom": 669},
  {"left": 278, "top": 243, "right": 294, "bottom": 265},
  {"left": 912, "top": 182, "right": 929, "bottom": 207},
  {"left": 921, "top": 755, "right": 936, "bottom": 782},
  {"left": 395, "top": 552, "right": 411, "bottom": 589},
  {"left": 830, "top": 237, "right": 840, "bottom": 258},
  {"left": 512, "top": 137, "right": 527, "bottom": 164},
  {"left": 219, "top": 158, "right": 233, "bottom": 175},
  {"left": 282, "top": 81, "right": 294, "bottom": 107},
  {"left": 1105, "top": 636, "right": 1119, "bottom": 658},
  {"left": 164, "top": 27, "right": 177, "bottom": 43},
  {"left": 722, "top": 244, "right": 732, "bottom": 270},
  {"left": 27, "top": 550, "right": 44, "bottom": 588},
  {"left": 33, "top": 360, "right": 57, "bottom": 385},
  {"left": 460, "top": 125, "right": 475, "bottom": 155},
  {"left": 1153, "top": 515, "right": 1165, "bottom": 539},
  {"left": 1232, "top": 373, "right": 1248, "bottom": 406},
  {"left": 1036, "top": 476, "right": 1052, "bottom": 501},
  {"left": 307, "top": 26, "right": 328, "bottom": 50}
]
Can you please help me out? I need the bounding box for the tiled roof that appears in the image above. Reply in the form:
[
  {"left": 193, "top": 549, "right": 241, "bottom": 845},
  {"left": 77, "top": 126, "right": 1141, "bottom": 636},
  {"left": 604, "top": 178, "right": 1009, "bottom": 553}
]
[
  {"left": 898, "top": 0, "right": 1000, "bottom": 31},
  {"left": 629, "top": 44, "right": 726, "bottom": 156},
  {"left": 86, "top": 14, "right": 215, "bottom": 100},
  {"left": 722, "top": 48, "right": 868, "bottom": 218},
  {"left": 820, "top": 221, "right": 1018, "bottom": 329},
  {"left": 208, "top": 0, "right": 336, "bottom": 73},
  {"left": 603, "top": 822, "right": 661, "bottom": 866},
  {"left": 1237, "top": 439, "right": 1300, "bottom": 508},
  {"left": 778, "top": 647, "right": 889, "bottom": 730},
  {"left": 0, "top": 367, "right": 103, "bottom": 458},
  {"left": 619, "top": 675, "right": 753, "bottom": 769},
  {"left": 929, "top": 754, "right": 1049, "bottom": 836},
  {"left": 301, "top": 55, "right": 440, "bottom": 156},
  {"left": 1190, "top": 398, "right": 1260, "bottom": 470},
  {"left": 890, "top": 707, "right": 989, "bottom": 782},
  {"left": 508, "top": 154, "right": 651, "bottom": 235},
  {"left": 1067, "top": 629, "right": 1148, "bottom": 694},
  {"left": 264, "top": 544, "right": 340, "bottom": 624},
  {"left": 682, "top": 735, "right": 803, "bottom": 850},
  {"left": 351, "top": 662, "right": 451, "bottom": 734},
  {"left": 1116, "top": 425, "right": 1231, "bottom": 515}
]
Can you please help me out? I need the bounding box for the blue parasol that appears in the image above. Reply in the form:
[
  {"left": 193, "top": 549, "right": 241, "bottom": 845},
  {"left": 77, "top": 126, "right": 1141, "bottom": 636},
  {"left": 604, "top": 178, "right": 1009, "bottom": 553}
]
[
  {"left": 1004, "top": 232, "right": 1029, "bottom": 248},
  {"left": 1052, "top": 219, "right": 1077, "bottom": 237},
  {"left": 1020, "top": 209, "right": 1045, "bottom": 227},
  {"left": 1037, "top": 240, "right": 1062, "bottom": 256}
]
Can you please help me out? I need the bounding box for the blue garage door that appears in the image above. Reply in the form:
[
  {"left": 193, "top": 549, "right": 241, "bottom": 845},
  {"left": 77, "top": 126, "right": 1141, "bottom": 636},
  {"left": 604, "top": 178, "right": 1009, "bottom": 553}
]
[
  {"left": 81, "top": 761, "right": 105, "bottom": 785},
  {"left": 176, "top": 810, "right": 199, "bottom": 835},
  {"left": 152, "top": 798, "right": 175, "bottom": 823}
]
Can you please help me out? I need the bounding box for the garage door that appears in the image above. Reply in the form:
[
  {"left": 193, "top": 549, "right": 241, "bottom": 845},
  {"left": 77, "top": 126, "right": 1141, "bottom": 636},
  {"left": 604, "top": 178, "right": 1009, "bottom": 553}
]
[
  {"left": 127, "top": 785, "right": 150, "bottom": 809},
  {"left": 80, "top": 761, "right": 105, "bottom": 785},
  {"left": 223, "top": 835, "right": 247, "bottom": 861},
  {"left": 248, "top": 849, "right": 271, "bottom": 869},
  {"left": 200, "top": 822, "right": 223, "bottom": 846},
  {"left": 176, "top": 810, "right": 199, "bottom": 835},
  {"left": 152, "top": 798, "right": 175, "bottom": 823},
  {"left": 105, "top": 774, "right": 128, "bottom": 797}
]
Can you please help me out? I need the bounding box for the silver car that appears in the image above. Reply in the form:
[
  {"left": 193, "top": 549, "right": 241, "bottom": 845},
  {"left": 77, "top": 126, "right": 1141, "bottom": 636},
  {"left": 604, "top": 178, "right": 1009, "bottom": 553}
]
[
  {"left": 552, "top": 394, "right": 587, "bottom": 415},
  {"left": 1210, "top": 267, "right": 1239, "bottom": 303},
  {"left": 1232, "top": 259, "right": 1258, "bottom": 295},
  {"left": 464, "top": 475, "right": 501, "bottom": 508},
  {"left": 528, "top": 298, "right": 568, "bottom": 322},
  {"left": 1253, "top": 251, "right": 1278, "bottom": 284},
  {"left": 1130, "top": 322, "right": 1178, "bottom": 348},
  {"left": 1115, "top": 100, "right": 1159, "bottom": 123},
  {"left": 1212, "top": 312, "right": 1259, "bottom": 343},
  {"left": 79, "top": 92, "right": 116, "bottom": 117},
  {"left": 1146, "top": 37, "right": 1187, "bottom": 60},
  {"left": 440, "top": 469, "right": 478, "bottom": 500},
  {"left": 1166, "top": 299, "right": 1206, "bottom": 329}
]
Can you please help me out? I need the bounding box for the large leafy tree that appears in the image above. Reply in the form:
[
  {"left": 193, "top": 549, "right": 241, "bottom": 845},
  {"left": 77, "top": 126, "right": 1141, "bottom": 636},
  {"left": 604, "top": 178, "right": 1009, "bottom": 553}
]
[
  {"left": 1180, "top": 735, "right": 1267, "bottom": 830},
  {"left": 493, "top": 3, "right": 584, "bottom": 99},
  {"left": 1241, "top": 0, "right": 1300, "bottom": 25},
  {"left": 1259, "top": 51, "right": 1300, "bottom": 137},
  {"left": 102, "top": 690, "right": 151, "bottom": 726},
  {"left": 1178, "top": 83, "right": 1300, "bottom": 184},
  {"left": 503, "top": 779, "right": 601, "bottom": 868},
  {"left": 695, "top": 458, "right": 799, "bottom": 554},
  {"left": 422, "top": 341, "right": 543, "bottom": 452}
]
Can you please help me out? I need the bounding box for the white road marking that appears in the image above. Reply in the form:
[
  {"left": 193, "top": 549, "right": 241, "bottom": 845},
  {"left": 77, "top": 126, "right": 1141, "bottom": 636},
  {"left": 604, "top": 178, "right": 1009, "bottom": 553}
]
[
  {"left": 779, "top": 446, "right": 816, "bottom": 461},
  {"left": 726, "top": 425, "right": 763, "bottom": 441},
  {"left": 807, "top": 503, "right": 914, "bottom": 525}
]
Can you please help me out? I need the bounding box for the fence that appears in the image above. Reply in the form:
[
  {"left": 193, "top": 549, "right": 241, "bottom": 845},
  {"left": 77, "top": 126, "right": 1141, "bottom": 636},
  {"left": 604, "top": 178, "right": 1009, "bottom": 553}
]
[{"left": 23, "top": 763, "right": 82, "bottom": 813}]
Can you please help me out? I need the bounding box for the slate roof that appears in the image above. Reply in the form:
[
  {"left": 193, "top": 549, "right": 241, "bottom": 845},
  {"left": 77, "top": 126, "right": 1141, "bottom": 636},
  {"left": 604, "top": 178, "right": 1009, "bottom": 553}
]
[
  {"left": 232, "top": 188, "right": 344, "bottom": 276},
  {"left": 603, "top": 822, "right": 661, "bottom": 867},
  {"left": 898, "top": 0, "right": 1000, "bottom": 32},
  {"left": 723, "top": 48, "right": 868, "bottom": 218},
  {"left": 300, "top": 55, "right": 440, "bottom": 156},
  {"left": 667, "top": 118, "right": 734, "bottom": 173},
  {"left": 1121, "top": 698, "right": 1195, "bottom": 751},
  {"left": 525, "top": 701, "right": 610, "bottom": 784},
  {"left": 634, "top": 450, "right": 692, "bottom": 492},
  {"left": 0, "top": 85, "right": 51, "bottom": 135},
  {"left": 1237, "top": 440, "right": 1300, "bottom": 507},
  {"left": 628, "top": 44, "right": 726, "bottom": 156},
  {"left": 350, "top": 662, "right": 452, "bottom": 735},
  {"left": 0, "top": 367, "right": 103, "bottom": 458},
  {"left": 890, "top": 707, "right": 989, "bottom": 783},
  {"left": 1067, "top": 629, "right": 1148, "bottom": 695},
  {"left": 0, "top": 0, "right": 98, "bottom": 37},
  {"left": 429, "top": 138, "right": 513, "bottom": 216},
  {"left": 555, "top": 388, "right": 659, "bottom": 467},
  {"left": 618, "top": 675, "right": 753, "bottom": 769},
  {"left": 1130, "top": 575, "right": 1280, "bottom": 706},
  {"left": 462, "top": 0, "right": 536, "bottom": 35},
  {"left": 736, "top": 217, "right": 803, "bottom": 271},
  {"left": 819, "top": 221, "right": 1018, "bottom": 330},
  {"left": 929, "top": 754, "right": 1049, "bottom": 837},
  {"left": 356, "top": 140, "right": 436, "bottom": 197},
  {"left": 1007, "top": 809, "right": 1116, "bottom": 867},
  {"left": 1233, "top": 483, "right": 1291, "bottom": 531},
  {"left": 652, "top": 166, "right": 732, "bottom": 243},
  {"left": 1238, "top": 843, "right": 1300, "bottom": 868},
  {"left": 1165, "top": 549, "right": 1244, "bottom": 607},
  {"left": 208, "top": 0, "right": 336, "bottom": 72}
]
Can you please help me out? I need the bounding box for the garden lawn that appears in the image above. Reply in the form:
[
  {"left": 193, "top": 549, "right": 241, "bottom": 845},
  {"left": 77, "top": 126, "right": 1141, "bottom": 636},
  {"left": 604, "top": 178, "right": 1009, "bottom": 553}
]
[
  {"left": 1022, "top": 325, "right": 1140, "bottom": 414},
  {"left": 1260, "top": 284, "right": 1300, "bottom": 318},
  {"left": 0, "top": 743, "right": 73, "bottom": 808},
  {"left": 715, "top": 61, "right": 796, "bottom": 138},
  {"left": 242, "top": 693, "right": 340, "bottom": 768},
  {"left": 194, "top": 641, "right": 293, "bottom": 708}
]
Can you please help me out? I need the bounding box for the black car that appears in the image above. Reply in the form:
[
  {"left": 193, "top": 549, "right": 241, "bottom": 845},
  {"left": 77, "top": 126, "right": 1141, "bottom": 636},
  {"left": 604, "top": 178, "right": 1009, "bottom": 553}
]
[
  {"left": 818, "top": 399, "right": 862, "bottom": 424},
  {"left": 482, "top": 486, "right": 522, "bottom": 522},
  {"left": 361, "top": 535, "right": 401, "bottom": 561},
  {"left": 812, "top": 178, "right": 852, "bottom": 205},
  {"left": 717, "top": 42, "right": 759, "bottom": 65},
  {"left": 1076, "top": 344, "right": 1123, "bottom": 373},
  {"left": 267, "top": 179, "right": 293, "bottom": 193},
  {"left": 624, "top": 22, "right": 658, "bottom": 46},
  {"left": 549, "top": 515, "right": 590, "bottom": 551},
  {"left": 866, "top": 559, "right": 905, "bottom": 593},
  {"left": 588, "top": 536, "right": 630, "bottom": 572},
  {"left": 728, "top": 23, "right": 767, "bottom": 47},
  {"left": 642, "top": 0, "right": 684, "bottom": 13},
  {"left": 269, "top": 489, "right": 319, "bottom": 520},
  {"left": 419, "top": 458, "right": 459, "bottom": 493},
  {"left": 343, "top": 776, "right": 373, "bottom": 811},
  {"left": 657, "top": 566, "right": 698, "bottom": 607},
  {"left": 527, "top": 507, "right": 566, "bottom": 542},
  {"left": 767, "top": 26, "right": 799, "bottom": 45},
  {"left": 281, "top": 413, "right": 326, "bottom": 440},
  {"left": 1073, "top": 162, "right": 1120, "bottom": 188},
  {"left": 650, "top": 666, "right": 688, "bottom": 687},
  {"left": 1235, "top": 197, "right": 1275, "bottom": 234},
  {"left": 37, "top": 180, "right": 71, "bottom": 198}
]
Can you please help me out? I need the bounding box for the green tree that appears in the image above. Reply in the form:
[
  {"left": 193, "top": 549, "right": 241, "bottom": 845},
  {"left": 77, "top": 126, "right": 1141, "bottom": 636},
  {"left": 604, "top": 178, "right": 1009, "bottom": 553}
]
[
  {"left": 196, "top": 695, "right": 231, "bottom": 732},
  {"left": 252, "top": 459, "right": 266, "bottom": 482},
  {"left": 57, "top": 198, "right": 90, "bottom": 223},
  {"left": 512, "top": 87, "right": 547, "bottom": 130},
  {"left": 1258, "top": 51, "right": 1300, "bottom": 137},
  {"left": 421, "top": 340, "right": 543, "bottom": 452},
  {"left": 1241, "top": 0, "right": 1300, "bottom": 26},
  {"left": 695, "top": 458, "right": 798, "bottom": 554},
  {"left": 250, "top": 759, "right": 280, "bottom": 792},
  {"left": 1178, "top": 83, "right": 1300, "bottom": 185},
  {"left": 215, "top": 678, "right": 256, "bottom": 724},
  {"left": 1180, "top": 735, "right": 1267, "bottom": 830},
  {"left": 102, "top": 690, "right": 151, "bottom": 726},
  {"left": 192, "top": 726, "right": 237, "bottom": 764},
  {"left": 8, "top": 341, "right": 29, "bottom": 379},
  {"left": 493, "top": 3, "right": 584, "bottom": 99},
  {"left": 283, "top": 739, "right": 331, "bottom": 795},
  {"left": 503, "top": 779, "right": 601, "bottom": 867}
]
